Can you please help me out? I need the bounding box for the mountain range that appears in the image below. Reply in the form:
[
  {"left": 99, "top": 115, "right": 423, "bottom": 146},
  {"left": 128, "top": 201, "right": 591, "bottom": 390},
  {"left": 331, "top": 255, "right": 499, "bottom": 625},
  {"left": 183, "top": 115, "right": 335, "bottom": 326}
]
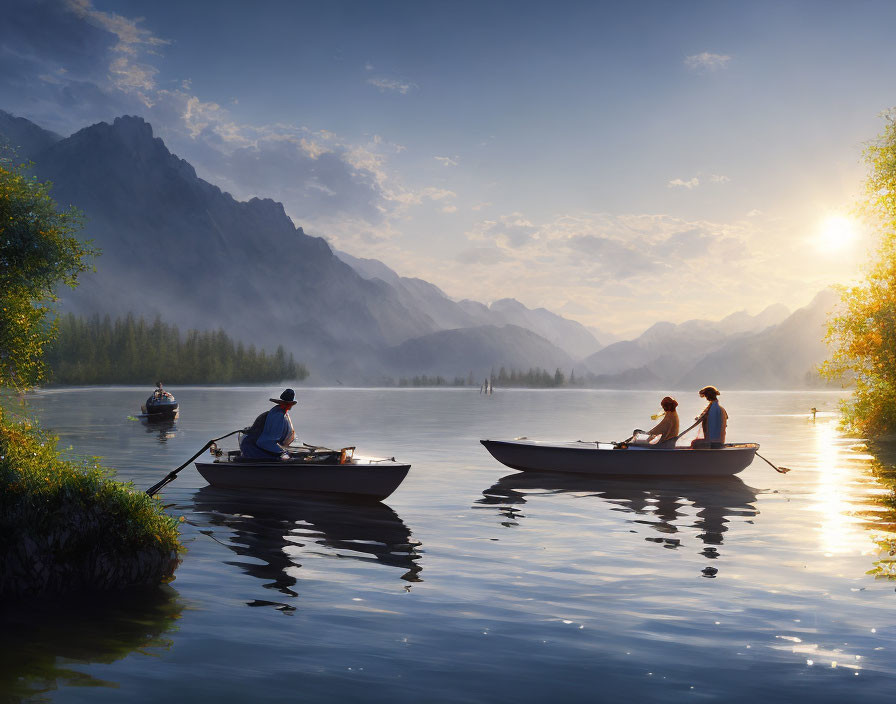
[{"left": 0, "top": 109, "right": 838, "bottom": 387}]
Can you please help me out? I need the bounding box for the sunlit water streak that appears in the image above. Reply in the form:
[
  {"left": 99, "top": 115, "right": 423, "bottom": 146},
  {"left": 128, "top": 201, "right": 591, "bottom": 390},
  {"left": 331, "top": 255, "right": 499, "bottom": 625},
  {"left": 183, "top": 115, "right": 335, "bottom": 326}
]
[{"left": 2, "top": 387, "right": 896, "bottom": 702}]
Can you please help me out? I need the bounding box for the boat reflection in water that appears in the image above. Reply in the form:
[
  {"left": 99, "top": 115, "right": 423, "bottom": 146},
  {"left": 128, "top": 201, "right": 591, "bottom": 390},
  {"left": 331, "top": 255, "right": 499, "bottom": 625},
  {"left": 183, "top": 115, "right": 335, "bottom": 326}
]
[
  {"left": 477, "top": 473, "right": 758, "bottom": 574},
  {"left": 189, "top": 487, "right": 423, "bottom": 610},
  {"left": 140, "top": 416, "right": 177, "bottom": 443}
]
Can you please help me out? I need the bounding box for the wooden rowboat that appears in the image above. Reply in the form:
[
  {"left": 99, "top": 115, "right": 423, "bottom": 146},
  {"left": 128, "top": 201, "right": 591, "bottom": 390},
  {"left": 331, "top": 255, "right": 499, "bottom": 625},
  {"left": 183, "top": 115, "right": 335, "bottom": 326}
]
[{"left": 480, "top": 439, "right": 759, "bottom": 477}]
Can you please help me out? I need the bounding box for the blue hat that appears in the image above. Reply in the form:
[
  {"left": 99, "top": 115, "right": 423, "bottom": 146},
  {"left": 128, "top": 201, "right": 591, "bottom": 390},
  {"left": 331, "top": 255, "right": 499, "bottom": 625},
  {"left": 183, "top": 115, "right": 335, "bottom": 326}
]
[{"left": 270, "top": 388, "right": 296, "bottom": 404}]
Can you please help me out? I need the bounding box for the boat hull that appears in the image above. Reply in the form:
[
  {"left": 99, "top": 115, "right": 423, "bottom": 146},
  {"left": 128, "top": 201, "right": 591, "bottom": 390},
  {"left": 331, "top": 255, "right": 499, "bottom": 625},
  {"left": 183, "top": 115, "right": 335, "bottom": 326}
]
[
  {"left": 142, "top": 399, "right": 179, "bottom": 419},
  {"left": 480, "top": 439, "right": 758, "bottom": 477},
  {"left": 194, "top": 460, "right": 411, "bottom": 501}
]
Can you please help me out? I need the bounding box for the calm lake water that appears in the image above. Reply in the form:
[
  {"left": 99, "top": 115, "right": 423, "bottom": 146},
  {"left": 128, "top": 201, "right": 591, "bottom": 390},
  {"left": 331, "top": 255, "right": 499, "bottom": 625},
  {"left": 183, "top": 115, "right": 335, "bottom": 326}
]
[{"left": 3, "top": 387, "right": 896, "bottom": 702}]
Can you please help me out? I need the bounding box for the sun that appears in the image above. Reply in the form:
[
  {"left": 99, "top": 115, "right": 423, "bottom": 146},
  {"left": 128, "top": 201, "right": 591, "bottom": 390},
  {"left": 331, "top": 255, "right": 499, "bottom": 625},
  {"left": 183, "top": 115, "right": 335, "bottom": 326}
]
[{"left": 816, "top": 214, "right": 858, "bottom": 252}]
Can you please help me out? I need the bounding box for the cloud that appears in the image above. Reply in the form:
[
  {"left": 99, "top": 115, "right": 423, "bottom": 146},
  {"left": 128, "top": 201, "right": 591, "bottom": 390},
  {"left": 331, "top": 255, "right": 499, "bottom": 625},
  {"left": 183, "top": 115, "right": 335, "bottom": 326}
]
[
  {"left": 434, "top": 155, "right": 459, "bottom": 167},
  {"left": 441, "top": 204, "right": 457, "bottom": 213},
  {"left": 668, "top": 177, "right": 700, "bottom": 189},
  {"left": 668, "top": 174, "right": 729, "bottom": 189},
  {"left": 471, "top": 201, "right": 491, "bottom": 211},
  {"left": 468, "top": 213, "right": 539, "bottom": 247},
  {"left": 684, "top": 52, "right": 731, "bottom": 71},
  {"left": 366, "top": 77, "right": 417, "bottom": 94}
]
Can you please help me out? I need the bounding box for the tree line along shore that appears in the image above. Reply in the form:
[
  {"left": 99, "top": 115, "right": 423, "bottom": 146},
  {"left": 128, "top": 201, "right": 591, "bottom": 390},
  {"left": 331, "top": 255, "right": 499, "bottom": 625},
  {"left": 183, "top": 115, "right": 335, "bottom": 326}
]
[{"left": 46, "top": 312, "right": 307, "bottom": 385}]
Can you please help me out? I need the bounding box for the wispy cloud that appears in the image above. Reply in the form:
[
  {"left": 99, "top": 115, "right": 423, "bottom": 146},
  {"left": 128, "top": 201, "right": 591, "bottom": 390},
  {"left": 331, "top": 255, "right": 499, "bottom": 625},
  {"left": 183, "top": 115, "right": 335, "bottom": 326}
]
[
  {"left": 434, "top": 155, "right": 459, "bottom": 167},
  {"left": 367, "top": 77, "right": 417, "bottom": 94},
  {"left": 684, "top": 52, "right": 731, "bottom": 71},
  {"left": 668, "top": 174, "right": 729, "bottom": 189},
  {"left": 668, "top": 177, "right": 700, "bottom": 189},
  {"left": 66, "top": 0, "right": 168, "bottom": 94}
]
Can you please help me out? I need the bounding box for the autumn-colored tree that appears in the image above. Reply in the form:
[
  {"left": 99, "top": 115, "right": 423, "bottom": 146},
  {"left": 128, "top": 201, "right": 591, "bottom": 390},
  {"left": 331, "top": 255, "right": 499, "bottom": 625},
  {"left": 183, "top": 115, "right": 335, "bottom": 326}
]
[
  {"left": 0, "top": 163, "right": 96, "bottom": 391},
  {"left": 822, "top": 110, "right": 896, "bottom": 436}
]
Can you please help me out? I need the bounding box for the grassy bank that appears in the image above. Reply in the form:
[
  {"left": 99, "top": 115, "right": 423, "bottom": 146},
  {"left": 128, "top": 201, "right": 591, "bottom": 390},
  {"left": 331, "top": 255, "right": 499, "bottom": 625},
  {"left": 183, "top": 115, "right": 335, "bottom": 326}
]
[{"left": 0, "top": 413, "right": 181, "bottom": 598}]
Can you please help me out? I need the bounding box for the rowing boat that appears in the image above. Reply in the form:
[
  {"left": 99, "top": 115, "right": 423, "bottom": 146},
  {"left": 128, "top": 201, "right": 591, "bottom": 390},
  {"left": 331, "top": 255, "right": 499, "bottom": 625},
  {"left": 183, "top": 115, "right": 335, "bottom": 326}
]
[
  {"left": 480, "top": 438, "right": 759, "bottom": 477},
  {"left": 194, "top": 447, "right": 410, "bottom": 500}
]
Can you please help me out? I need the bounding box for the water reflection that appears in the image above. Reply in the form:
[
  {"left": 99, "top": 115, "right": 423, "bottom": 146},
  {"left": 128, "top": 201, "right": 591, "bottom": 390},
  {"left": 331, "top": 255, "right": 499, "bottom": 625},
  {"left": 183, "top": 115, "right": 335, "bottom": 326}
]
[
  {"left": 187, "top": 488, "right": 422, "bottom": 610},
  {"left": 477, "top": 473, "right": 758, "bottom": 571},
  {"left": 140, "top": 416, "right": 178, "bottom": 442},
  {"left": 859, "top": 440, "right": 896, "bottom": 579},
  {"left": 0, "top": 586, "right": 182, "bottom": 701}
]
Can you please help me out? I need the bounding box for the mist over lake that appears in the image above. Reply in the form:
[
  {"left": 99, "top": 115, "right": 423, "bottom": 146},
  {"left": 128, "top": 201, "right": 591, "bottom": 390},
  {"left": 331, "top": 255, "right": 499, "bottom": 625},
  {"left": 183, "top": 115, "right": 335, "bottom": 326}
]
[{"left": 5, "top": 387, "right": 896, "bottom": 702}]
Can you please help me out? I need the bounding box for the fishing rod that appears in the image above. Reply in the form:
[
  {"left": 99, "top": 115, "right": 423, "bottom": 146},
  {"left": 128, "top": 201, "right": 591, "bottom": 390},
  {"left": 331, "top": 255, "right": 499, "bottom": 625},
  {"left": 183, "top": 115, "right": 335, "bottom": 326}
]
[{"left": 146, "top": 429, "right": 242, "bottom": 495}]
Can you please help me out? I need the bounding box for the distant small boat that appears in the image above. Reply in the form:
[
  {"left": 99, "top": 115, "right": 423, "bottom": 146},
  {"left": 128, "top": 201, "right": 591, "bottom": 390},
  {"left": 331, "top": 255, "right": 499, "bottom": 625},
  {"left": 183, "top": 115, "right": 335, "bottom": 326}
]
[
  {"left": 141, "top": 385, "right": 178, "bottom": 420},
  {"left": 480, "top": 438, "right": 759, "bottom": 477},
  {"left": 194, "top": 446, "right": 410, "bottom": 501}
]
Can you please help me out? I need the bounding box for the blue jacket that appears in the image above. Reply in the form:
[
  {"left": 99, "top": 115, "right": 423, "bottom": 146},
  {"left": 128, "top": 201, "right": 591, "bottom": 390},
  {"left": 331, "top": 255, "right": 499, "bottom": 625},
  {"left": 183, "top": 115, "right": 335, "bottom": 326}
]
[{"left": 240, "top": 406, "right": 294, "bottom": 458}]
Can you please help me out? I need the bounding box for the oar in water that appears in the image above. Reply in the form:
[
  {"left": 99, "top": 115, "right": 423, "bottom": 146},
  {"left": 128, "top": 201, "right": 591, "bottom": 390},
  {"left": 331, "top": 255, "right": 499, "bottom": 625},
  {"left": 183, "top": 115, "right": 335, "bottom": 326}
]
[
  {"left": 755, "top": 452, "right": 791, "bottom": 474},
  {"left": 146, "top": 429, "right": 242, "bottom": 495}
]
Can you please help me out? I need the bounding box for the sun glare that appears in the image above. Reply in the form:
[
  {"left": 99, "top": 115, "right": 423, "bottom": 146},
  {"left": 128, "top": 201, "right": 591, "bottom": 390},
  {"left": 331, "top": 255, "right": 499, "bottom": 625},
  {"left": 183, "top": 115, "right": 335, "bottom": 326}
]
[{"left": 816, "top": 214, "right": 858, "bottom": 252}]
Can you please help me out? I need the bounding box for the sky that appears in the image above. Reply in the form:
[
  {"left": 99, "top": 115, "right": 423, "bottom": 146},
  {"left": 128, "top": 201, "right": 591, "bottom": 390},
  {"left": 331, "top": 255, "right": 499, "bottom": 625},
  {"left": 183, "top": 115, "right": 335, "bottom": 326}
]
[{"left": 3, "top": 0, "right": 896, "bottom": 336}]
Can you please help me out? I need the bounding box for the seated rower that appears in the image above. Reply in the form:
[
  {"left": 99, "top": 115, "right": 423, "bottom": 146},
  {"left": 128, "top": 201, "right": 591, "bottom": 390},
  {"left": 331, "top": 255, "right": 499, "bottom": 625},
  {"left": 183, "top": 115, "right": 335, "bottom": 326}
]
[
  {"left": 692, "top": 385, "right": 728, "bottom": 449},
  {"left": 631, "top": 396, "right": 680, "bottom": 447},
  {"left": 240, "top": 388, "right": 298, "bottom": 460}
]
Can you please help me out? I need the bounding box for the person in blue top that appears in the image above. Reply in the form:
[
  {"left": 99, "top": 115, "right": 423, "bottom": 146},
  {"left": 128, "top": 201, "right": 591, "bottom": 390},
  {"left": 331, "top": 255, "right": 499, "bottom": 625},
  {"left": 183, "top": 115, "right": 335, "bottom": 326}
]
[
  {"left": 240, "top": 389, "right": 298, "bottom": 459},
  {"left": 695, "top": 385, "right": 728, "bottom": 448}
]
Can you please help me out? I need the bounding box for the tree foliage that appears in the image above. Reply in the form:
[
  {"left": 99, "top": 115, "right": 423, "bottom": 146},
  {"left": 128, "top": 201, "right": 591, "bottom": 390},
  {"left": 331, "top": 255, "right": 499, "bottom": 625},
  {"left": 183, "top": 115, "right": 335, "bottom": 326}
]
[
  {"left": 822, "top": 110, "right": 896, "bottom": 435},
  {"left": 0, "top": 163, "right": 96, "bottom": 390},
  {"left": 46, "top": 312, "right": 308, "bottom": 385}
]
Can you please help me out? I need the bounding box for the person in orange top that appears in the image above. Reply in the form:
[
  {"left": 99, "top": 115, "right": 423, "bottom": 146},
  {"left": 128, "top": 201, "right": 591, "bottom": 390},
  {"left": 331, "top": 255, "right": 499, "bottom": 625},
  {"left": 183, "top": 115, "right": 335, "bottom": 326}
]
[
  {"left": 632, "top": 396, "right": 680, "bottom": 447},
  {"left": 646, "top": 396, "right": 680, "bottom": 447}
]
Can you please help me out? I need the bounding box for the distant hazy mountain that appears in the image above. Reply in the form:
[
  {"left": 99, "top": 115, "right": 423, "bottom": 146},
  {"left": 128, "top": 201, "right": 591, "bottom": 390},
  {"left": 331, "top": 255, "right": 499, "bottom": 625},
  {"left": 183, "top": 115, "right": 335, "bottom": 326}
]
[
  {"left": 488, "top": 298, "right": 602, "bottom": 359},
  {"left": 715, "top": 303, "right": 790, "bottom": 336},
  {"left": 676, "top": 289, "right": 838, "bottom": 389},
  {"left": 584, "top": 293, "right": 834, "bottom": 389},
  {"left": 336, "top": 250, "right": 602, "bottom": 359},
  {"left": 584, "top": 319, "right": 730, "bottom": 381},
  {"left": 380, "top": 324, "right": 575, "bottom": 379}
]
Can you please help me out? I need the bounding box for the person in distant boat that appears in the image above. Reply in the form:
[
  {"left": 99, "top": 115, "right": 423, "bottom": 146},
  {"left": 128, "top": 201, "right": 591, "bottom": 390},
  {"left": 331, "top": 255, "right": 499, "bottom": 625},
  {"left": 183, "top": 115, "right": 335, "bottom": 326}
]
[
  {"left": 631, "top": 396, "right": 680, "bottom": 447},
  {"left": 240, "top": 389, "right": 298, "bottom": 459},
  {"left": 693, "top": 385, "right": 728, "bottom": 448},
  {"left": 152, "top": 381, "right": 172, "bottom": 400}
]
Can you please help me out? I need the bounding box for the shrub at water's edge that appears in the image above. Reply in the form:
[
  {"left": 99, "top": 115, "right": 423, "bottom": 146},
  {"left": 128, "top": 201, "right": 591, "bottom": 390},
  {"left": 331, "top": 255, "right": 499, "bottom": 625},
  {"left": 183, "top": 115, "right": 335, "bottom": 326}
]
[
  {"left": 1, "top": 161, "right": 182, "bottom": 597},
  {"left": 0, "top": 412, "right": 181, "bottom": 597},
  {"left": 822, "top": 109, "right": 896, "bottom": 437}
]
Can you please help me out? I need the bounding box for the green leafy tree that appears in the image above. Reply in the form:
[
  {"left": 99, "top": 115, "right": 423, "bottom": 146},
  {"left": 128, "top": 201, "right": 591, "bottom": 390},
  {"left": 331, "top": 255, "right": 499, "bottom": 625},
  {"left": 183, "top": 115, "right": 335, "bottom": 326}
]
[
  {"left": 0, "top": 164, "right": 96, "bottom": 391},
  {"left": 822, "top": 110, "right": 896, "bottom": 435}
]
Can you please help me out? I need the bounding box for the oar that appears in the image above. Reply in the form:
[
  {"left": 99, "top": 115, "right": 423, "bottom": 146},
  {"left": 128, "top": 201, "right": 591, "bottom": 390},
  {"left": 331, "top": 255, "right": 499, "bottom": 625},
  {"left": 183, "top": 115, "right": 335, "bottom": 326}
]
[
  {"left": 146, "top": 429, "right": 242, "bottom": 495},
  {"left": 756, "top": 451, "right": 791, "bottom": 474}
]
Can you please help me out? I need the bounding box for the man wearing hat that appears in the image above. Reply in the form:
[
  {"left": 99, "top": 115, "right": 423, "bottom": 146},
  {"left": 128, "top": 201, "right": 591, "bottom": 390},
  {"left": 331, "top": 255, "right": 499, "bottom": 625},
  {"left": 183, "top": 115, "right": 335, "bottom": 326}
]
[{"left": 239, "top": 389, "right": 298, "bottom": 459}]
